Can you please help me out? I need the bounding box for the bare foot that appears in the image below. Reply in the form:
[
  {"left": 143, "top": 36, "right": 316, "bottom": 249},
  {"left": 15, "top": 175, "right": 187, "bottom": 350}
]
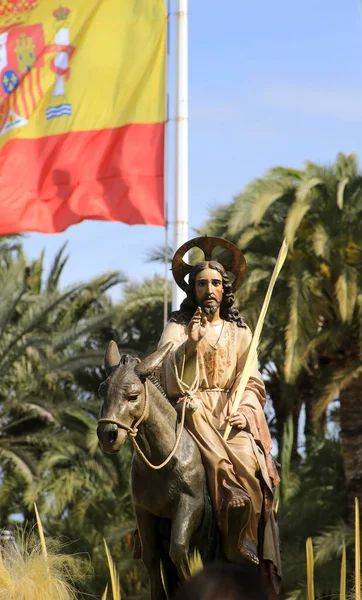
[
  {"left": 229, "top": 496, "right": 246, "bottom": 509},
  {"left": 221, "top": 495, "right": 252, "bottom": 563},
  {"left": 226, "top": 495, "right": 250, "bottom": 537}
]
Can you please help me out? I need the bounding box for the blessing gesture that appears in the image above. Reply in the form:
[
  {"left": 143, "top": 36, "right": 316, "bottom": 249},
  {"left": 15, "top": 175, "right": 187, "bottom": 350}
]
[{"left": 188, "top": 307, "right": 208, "bottom": 343}]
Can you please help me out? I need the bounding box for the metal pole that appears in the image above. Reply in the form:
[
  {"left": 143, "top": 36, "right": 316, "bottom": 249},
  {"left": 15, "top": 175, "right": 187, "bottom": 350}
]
[
  {"left": 172, "top": 0, "right": 188, "bottom": 311},
  {"left": 163, "top": 0, "right": 171, "bottom": 326}
]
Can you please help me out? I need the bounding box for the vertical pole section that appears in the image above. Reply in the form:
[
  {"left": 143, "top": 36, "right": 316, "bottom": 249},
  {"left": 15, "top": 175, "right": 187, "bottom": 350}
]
[
  {"left": 163, "top": 1, "right": 171, "bottom": 327},
  {"left": 172, "top": 0, "right": 189, "bottom": 311}
]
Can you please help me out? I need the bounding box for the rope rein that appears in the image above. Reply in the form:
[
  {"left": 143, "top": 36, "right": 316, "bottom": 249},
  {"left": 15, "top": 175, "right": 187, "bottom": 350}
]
[
  {"left": 97, "top": 380, "right": 188, "bottom": 471},
  {"left": 131, "top": 395, "right": 187, "bottom": 470}
]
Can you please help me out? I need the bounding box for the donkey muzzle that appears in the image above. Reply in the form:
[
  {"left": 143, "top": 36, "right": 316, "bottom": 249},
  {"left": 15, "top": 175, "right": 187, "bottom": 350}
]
[{"left": 97, "top": 422, "right": 126, "bottom": 453}]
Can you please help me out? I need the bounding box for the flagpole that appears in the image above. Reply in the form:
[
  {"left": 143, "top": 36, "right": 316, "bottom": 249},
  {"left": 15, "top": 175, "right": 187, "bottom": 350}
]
[
  {"left": 163, "top": 0, "right": 171, "bottom": 326},
  {"left": 172, "top": 0, "right": 189, "bottom": 311}
]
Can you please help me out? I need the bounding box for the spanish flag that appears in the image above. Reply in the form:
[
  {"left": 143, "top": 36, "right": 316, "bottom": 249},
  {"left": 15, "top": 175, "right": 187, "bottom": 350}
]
[{"left": 0, "top": 0, "right": 166, "bottom": 234}]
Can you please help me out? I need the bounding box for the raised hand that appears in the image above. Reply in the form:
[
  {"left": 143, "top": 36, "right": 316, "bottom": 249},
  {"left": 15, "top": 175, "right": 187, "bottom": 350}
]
[{"left": 188, "top": 306, "right": 208, "bottom": 343}]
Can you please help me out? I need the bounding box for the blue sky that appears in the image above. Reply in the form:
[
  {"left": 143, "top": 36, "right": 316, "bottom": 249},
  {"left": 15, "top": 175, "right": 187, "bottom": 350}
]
[{"left": 23, "top": 0, "right": 362, "bottom": 301}]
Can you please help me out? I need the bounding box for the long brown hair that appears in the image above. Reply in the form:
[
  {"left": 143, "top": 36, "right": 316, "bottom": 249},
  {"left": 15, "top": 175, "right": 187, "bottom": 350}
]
[{"left": 169, "top": 261, "right": 245, "bottom": 328}]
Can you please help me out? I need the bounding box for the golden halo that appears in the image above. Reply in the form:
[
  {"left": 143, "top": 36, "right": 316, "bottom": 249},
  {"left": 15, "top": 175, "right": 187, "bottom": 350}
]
[{"left": 172, "top": 236, "right": 247, "bottom": 292}]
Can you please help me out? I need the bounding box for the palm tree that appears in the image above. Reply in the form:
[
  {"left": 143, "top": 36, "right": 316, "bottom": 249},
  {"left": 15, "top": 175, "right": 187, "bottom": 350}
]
[
  {"left": 0, "top": 241, "right": 153, "bottom": 596},
  {"left": 279, "top": 435, "right": 351, "bottom": 600},
  {"left": 201, "top": 152, "right": 362, "bottom": 516},
  {"left": 116, "top": 275, "right": 171, "bottom": 356},
  {"left": 0, "top": 243, "right": 125, "bottom": 520}
]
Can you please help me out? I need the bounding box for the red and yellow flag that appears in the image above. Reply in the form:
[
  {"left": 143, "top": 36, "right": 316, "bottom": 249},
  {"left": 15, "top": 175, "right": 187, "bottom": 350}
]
[{"left": 0, "top": 0, "right": 166, "bottom": 234}]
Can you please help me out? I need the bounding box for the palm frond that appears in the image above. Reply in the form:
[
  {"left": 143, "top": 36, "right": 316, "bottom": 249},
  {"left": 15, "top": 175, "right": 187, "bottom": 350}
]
[
  {"left": 83, "top": 271, "right": 126, "bottom": 296},
  {"left": 226, "top": 194, "right": 254, "bottom": 235},
  {"left": 101, "top": 585, "right": 109, "bottom": 600},
  {"left": 181, "top": 549, "right": 203, "bottom": 579},
  {"left": 284, "top": 199, "right": 314, "bottom": 248},
  {"left": 284, "top": 272, "right": 318, "bottom": 382},
  {"left": 340, "top": 543, "right": 346, "bottom": 600},
  {"left": 315, "top": 362, "right": 362, "bottom": 419},
  {"left": 0, "top": 259, "right": 29, "bottom": 338},
  {"left": 312, "top": 224, "right": 330, "bottom": 259},
  {"left": 29, "top": 251, "right": 45, "bottom": 294},
  {"left": 0, "top": 449, "right": 35, "bottom": 483},
  {"left": 0, "top": 528, "right": 84, "bottom": 600},
  {"left": 50, "top": 350, "right": 105, "bottom": 373},
  {"left": 86, "top": 425, "right": 99, "bottom": 457},
  {"left": 0, "top": 285, "right": 85, "bottom": 373},
  {"left": 313, "top": 521, "right": 353, "bottom": 565},
  {"left": 337, "top": 177, "right": 349, "bottom": 209},
  {"left": 280, "top": 415, "right": 294, "bottom": 502},
  {"left": 287, "top": 588, "right": 305, "bottom": 600},
  {"left": 296, "top": 176, "right": 323, "bottom": 203},
  {"left": 34, "top": 503, "right": 48, "bottom": 559},
  {"left": 14, "top": 402, "right": 56, "bottom": 424},
  {"left": 335, "top": 267, "right": 358, "bottom": 323},
  {"left": 45, "top": 244, "right": 69, "bottom": 293},
  {"left": 252, "top": 190, "right": 284, "bottom": 225},
  {"left": 306, "top": 538, "right": 315, "bottom": 600},
  {"left": 198, "top": 203, "right": 234, "bottom": 238},
  {"left": 355, "top": 498, "right": 361, "bottom": 600},
  {"left": 242, "top": 268, "right": 270, "bottom": 301},
  {"left": 336, "top": 151, "right": 359, "bottom": 179},
  {"left": 104, "top": 539, "right": 121, "bottom": 600},
  {"left": 237, "top": 226, "right": 263, "bottom": 249},
  {"left": 52, "top": 311, "right": 117, "bottom": 353},
  {"left": 265, "top": 166, "right": 303, "bottom": 180},
  {"left": 146, "top": 245, "right": 173, "bottom": 264}
]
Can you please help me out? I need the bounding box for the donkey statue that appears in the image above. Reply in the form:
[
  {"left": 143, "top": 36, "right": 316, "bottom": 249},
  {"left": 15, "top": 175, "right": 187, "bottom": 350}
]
[{"left": 97, "top": 341, "right": 216, "bottom": 600}]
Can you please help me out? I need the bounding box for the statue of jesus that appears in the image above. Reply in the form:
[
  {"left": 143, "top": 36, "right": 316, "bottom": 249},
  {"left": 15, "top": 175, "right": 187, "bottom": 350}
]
[{"left": 158, "top": 237, "right": 281, "bottom": 589}]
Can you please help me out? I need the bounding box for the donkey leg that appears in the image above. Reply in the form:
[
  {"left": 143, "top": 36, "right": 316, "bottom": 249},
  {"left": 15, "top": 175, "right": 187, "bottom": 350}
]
[
  {"left": 160, "top": 547, "right": 179, "bottom": 599},
  {"left": 136, "top": 508, "right": 167, "bottom": 600},
  {"left": 169, "top": 496, "right": 204, "bottom": 578}
]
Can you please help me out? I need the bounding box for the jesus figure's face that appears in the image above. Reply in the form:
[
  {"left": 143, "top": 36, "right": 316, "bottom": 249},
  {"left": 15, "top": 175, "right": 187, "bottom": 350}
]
[{"left": 194, "top": 267, "right": 224, "bottom": 315}]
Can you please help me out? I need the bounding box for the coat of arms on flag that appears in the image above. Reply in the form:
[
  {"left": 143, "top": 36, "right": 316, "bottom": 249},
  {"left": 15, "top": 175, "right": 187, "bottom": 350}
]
[{"left": 0, "top": 1, "right": 75, "bottom": 135}]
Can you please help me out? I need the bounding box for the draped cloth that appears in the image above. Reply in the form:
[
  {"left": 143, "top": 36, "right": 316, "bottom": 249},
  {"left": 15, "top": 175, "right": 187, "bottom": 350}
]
[{"left": 158, "top": 319, "right": 281, "bottom": 588}]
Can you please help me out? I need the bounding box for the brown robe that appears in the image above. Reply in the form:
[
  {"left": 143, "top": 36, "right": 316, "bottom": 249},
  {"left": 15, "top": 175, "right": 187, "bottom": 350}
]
[{"left": 158, "top": 319, "right": 281, "bottom": 584}]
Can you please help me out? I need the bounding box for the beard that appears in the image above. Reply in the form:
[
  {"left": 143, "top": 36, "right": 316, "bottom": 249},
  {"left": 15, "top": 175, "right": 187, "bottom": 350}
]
[{"left": 201, "top": 299, "right": 221, "bottom": 315}]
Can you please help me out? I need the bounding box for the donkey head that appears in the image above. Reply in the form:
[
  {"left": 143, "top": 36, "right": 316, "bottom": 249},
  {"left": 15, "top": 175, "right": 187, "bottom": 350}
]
[{"left": 97, "top": 341, "right": 173, "bottom": 453}]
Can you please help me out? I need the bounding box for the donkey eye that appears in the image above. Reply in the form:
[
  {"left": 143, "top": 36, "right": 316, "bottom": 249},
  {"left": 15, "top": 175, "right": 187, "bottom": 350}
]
[{"left": 128, "top": 393, "right": 139, "bottom": 402}]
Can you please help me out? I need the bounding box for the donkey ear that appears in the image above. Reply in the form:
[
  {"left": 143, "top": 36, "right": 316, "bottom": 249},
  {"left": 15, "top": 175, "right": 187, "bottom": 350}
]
[
  {"left": 104, "top": 340, "right": 121, "bottom": 375},
  {"left": 135, "top": 342, "right": 173, "bottom": 379}
]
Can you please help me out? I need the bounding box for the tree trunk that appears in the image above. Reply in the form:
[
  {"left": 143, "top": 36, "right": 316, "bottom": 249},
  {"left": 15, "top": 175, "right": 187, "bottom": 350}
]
[
  {"left": 272, "top": 379, "right": 302, "bottom": 462},
  {"left": 304, "top": 396, "right": 327, "bottom": 456},
  {"left": 339, "top": 373, "right": 362, "bottom": 521},
  {"left": 292, "top": 404, "right": 301, "bottom": 461}
]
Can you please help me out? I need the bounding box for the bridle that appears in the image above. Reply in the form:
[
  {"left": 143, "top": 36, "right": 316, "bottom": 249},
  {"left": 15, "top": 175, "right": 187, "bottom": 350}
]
[
  {"left": 98, "top": 379, "right": 150, "bottom": 438},
  {"left": 97, "top": 380, "right": 187, "bottom": 471}
]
